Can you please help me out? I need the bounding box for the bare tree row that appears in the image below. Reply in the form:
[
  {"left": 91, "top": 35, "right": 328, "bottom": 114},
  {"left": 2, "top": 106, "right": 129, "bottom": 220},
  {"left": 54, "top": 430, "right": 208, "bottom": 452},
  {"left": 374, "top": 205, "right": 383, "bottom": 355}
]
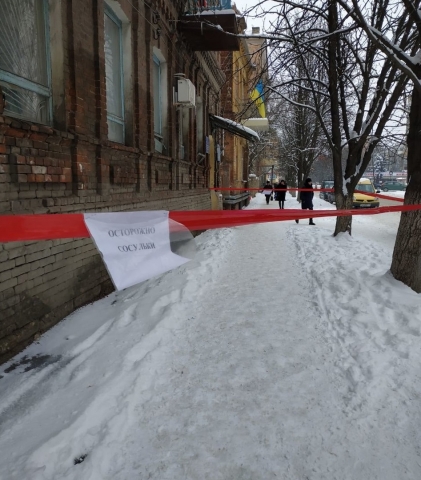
[{"left": 237, "top": 0, "right": 421, "bottom": 292}]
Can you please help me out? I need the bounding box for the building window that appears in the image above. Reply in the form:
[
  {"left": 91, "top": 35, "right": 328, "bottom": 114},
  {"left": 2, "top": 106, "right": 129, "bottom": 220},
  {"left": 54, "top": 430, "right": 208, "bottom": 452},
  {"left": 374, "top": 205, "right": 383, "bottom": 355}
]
[
  {"left": 104, "top": 5, "right": 125, "bottom": 143},
  {"left": 152, "top": 49, "right": 167, "bottom": 154},
  {"left": 153, "top": 54, "right": 163, "bottom": 151},
  {"left": 196, "top": 95, "right": 204, "bottom": 153},
  {"left": 0, "top": 0, "right": 52, "bottom": 124}
]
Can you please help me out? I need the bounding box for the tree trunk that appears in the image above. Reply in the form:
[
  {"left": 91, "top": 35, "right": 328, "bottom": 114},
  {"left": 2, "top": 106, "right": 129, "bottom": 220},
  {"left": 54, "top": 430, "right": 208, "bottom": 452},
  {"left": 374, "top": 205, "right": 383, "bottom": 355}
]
[
  {"left": 328, "top": 1, "right": 352, "bottom": 236},
  {"left": 333, "top": 194, "right": 353, "bottom": 236},
  {"left": 286, "top": 165, "right": 296, "bottom": 197},
  {"left": 390, "top": 87, "right": 421, "bottom": 293}
]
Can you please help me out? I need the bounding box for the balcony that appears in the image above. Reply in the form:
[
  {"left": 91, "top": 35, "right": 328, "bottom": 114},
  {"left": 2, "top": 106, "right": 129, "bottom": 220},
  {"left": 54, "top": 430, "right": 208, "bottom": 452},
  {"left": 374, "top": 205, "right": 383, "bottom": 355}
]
[{"left": 179, "top": 0, "right": 240, "bottom": 51}]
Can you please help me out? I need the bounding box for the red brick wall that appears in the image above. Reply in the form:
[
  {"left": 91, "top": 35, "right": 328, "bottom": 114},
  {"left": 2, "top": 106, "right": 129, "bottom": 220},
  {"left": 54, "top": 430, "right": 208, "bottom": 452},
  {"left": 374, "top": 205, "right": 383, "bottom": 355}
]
[{"left": 0, "top": 0, "right": 223, "bottom": 363}]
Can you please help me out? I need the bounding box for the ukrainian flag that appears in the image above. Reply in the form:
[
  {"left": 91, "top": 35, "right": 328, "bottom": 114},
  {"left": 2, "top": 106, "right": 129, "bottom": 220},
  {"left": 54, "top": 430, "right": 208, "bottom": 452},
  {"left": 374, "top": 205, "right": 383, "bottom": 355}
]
[{"left": 250, "top": 80, "right": 266, "bottom": 118}]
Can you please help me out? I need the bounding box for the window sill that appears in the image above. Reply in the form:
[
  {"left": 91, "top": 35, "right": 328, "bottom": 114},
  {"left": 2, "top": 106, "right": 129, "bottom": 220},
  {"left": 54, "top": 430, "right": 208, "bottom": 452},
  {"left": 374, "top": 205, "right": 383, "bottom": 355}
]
[{"left": 105, "top": 140, "right": 139, "bottom": 153}]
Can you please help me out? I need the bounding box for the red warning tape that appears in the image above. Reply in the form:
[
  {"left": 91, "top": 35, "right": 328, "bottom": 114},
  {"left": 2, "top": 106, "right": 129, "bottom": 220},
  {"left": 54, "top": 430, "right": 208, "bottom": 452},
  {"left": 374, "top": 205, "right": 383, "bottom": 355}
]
[{"left": 1, "top": 204, "right": 420, "bottom": 243}]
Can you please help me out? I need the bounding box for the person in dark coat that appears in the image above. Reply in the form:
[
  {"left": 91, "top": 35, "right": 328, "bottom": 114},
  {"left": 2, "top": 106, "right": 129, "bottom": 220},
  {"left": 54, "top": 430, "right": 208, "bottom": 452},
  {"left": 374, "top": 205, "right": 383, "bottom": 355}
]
[
  {"left": 296, "top": 178, "right": 316, "bottom": 225},
  {"left": 263, "top": 180, "right": 273, "bottom": 205},
  {"left": 276, "top": 179, "right": 287, "bottom": 209}
]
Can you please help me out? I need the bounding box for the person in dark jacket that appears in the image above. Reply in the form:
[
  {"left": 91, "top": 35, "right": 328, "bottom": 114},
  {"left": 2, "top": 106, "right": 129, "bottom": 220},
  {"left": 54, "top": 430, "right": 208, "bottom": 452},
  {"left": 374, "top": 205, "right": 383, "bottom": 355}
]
[
  {"left": 296, "top": 178, "right": 316, "bottom": 225},
  {"left": 276, "top": 179, "right": 287, "bottom": 209},
  {"left": 263, "top": 180, "right": 273, "bottom": 205}
]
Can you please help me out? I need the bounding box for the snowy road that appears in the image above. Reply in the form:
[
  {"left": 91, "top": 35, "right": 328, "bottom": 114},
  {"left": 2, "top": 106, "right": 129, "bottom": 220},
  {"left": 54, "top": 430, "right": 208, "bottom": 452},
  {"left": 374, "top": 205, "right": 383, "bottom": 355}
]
[{"left": 1, "top": 193, "right": 421, "bottom": 479}]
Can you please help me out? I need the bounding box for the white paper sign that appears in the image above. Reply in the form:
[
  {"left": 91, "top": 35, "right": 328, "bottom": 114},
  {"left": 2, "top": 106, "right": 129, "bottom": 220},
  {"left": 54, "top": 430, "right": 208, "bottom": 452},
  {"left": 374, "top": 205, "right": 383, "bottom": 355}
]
[
  {"left": 84, "top": 211, "right": 191, "bottom": 290},
  {"left": 263, "top": 189, "right": 272, "bottom": 195}
]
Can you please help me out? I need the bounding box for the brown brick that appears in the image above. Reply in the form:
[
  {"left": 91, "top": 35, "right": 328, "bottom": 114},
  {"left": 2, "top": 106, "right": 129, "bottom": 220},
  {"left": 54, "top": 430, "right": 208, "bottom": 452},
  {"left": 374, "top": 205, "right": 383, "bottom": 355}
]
[
  {"left": 17, "top": 174, "right": 28, "bottom": 183},
  {"left": 33, "top": 141, "right": 48, "bottom": 149},
  {"left": 30, "top": 133, "right": 49, "bottom": 142},
  {"left": 12, "top": 154, "right": 27, "bottom": 164},
  {"left": 38, "top": 125, "right": 54, "bottom": 134},
  {"left": 6, "top": 127, "right": 27, "bottom": 138},
  {"left": 17, "top": 165, "right": 31, "bottom": 174},
  {"left": 16, "top": 138, "right": 32, "bottom": 148}
]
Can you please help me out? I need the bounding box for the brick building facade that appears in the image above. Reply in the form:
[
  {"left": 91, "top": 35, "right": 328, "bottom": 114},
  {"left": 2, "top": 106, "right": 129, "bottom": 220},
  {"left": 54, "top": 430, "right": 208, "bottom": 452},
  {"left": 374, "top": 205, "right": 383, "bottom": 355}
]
[
  {"left": 217, "top": 23, "right": 269, "bottom": 209},
  {"left": 0, "top": 0, "right": 235, "bottom": 362},
  {"left": 219, "top": 19, "right": 253, "bottom": 210}
]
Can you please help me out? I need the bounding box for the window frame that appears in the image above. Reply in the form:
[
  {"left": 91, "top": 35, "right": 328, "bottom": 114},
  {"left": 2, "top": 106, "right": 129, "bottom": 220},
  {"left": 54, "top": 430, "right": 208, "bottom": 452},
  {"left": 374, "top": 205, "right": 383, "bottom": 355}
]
[
  {"left": 0, "top": 0, "right": 53, "bottom": 124},
  {"left": 153, "top": 54, "right": 162, "bottom": 138},
  {"left": 104, "top": 3, "right": 125, "bottom": 143}
]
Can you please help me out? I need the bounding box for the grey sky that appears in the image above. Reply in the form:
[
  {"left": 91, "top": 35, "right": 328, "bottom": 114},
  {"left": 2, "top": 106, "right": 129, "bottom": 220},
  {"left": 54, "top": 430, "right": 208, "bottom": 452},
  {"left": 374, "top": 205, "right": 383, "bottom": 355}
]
[{"left": 233, "top": 0, "right": 279, "bottom": 33}]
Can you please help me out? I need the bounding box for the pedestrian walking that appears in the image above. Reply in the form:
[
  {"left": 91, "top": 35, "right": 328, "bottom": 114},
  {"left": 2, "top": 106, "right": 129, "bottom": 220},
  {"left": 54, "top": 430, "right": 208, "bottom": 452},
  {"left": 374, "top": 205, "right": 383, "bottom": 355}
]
[
  {"left": 295, "top": 178, "right": 316, "bottom": 225},
  {"left": 276, "top": 179, "right": 287, "bottom": 209},
  {"left": 263, "top": 180, "right": 273, "bottom": 205}
]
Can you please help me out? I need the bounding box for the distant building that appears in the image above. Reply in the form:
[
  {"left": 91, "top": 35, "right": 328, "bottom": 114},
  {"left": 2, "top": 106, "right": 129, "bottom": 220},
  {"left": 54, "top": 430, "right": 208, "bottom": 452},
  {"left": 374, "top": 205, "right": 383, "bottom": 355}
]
[{"left": 216, "top": 24, "right": 269, "bottom": 208}]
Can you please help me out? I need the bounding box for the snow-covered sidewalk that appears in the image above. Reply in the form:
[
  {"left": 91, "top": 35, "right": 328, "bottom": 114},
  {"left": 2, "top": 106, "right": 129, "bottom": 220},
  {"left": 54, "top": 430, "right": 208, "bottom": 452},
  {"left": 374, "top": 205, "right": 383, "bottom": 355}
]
[{"left": 1, "top": 193, "right": 420, "bottom": 480}]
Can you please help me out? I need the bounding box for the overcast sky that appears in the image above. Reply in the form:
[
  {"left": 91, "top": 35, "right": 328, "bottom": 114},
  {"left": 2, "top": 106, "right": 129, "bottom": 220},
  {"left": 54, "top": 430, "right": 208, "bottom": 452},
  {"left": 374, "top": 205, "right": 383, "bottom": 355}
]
[{"left": 233, "top": 0, "right": 279, "bottom": 33}]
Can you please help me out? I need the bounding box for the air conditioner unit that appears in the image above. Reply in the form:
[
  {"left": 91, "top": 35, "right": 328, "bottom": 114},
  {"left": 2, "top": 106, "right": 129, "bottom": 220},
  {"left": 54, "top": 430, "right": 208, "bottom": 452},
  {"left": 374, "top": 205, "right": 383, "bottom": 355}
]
[{"left": 177, "top": 78, "right": 196, "bottom": 108}]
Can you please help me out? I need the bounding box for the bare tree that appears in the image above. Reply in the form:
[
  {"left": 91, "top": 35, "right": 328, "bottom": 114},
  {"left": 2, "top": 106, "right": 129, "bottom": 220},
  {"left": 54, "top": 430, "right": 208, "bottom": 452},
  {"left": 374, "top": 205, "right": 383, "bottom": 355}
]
[
  {"left": 220, "top": 1, "right": 421, "bottom": 292},
  {"left": 243, "top": 0, "right": 409, "bottom": 235},
  {"left": 270, "top": 99, "right": 325, "bottom": 196},
  {"left": 269, "top": 48, "right": 329, "bottom": 196},
  {"left": 335, "top": 0, "right": 421, "bottom": 292}
]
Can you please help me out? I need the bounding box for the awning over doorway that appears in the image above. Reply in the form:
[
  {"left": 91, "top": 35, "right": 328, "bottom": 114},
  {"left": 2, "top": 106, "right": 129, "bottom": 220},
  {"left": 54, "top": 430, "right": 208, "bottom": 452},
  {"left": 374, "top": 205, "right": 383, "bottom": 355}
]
[
  {"left": 209, "top": 114, "right": 259, "bottom": 142},
  {"left": 241, "top": 117, "right": 269, "bottom": 132}
]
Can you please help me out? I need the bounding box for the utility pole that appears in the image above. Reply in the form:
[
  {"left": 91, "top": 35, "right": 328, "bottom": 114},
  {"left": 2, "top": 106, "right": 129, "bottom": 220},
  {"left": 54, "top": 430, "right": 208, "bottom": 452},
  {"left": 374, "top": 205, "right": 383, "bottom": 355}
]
[{"left": 271, "top": 164, "right": 274, "bottom": 184}]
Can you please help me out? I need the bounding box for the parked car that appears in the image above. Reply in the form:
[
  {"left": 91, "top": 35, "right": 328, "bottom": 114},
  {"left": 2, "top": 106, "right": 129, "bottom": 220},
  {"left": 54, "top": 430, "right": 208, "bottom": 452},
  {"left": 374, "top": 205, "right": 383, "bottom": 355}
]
[
  {"left": 353, "top": 178, "right": 380, "bottom": 208},
  {"left": 320, "top": 180, "right": 334, "bottom": 200},
  {"left": 327, "top": 190, "right": 336, "bottom": 204},
  {"left": 381, "top": 182, "right": 406, "bottom": 191}
]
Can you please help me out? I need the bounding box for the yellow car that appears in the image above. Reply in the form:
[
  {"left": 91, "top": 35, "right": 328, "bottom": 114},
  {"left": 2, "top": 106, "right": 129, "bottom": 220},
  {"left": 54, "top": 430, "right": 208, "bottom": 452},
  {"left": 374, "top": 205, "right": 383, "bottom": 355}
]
[{"left": 353, "top": 178, "right": 379, "bottom": 208}]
